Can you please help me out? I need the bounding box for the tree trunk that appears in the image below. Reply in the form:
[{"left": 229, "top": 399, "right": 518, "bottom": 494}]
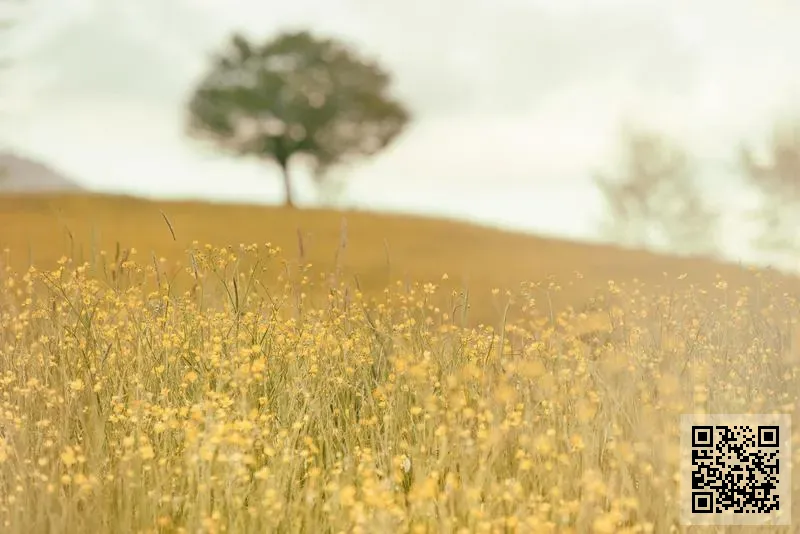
[{"left": 279, "top": 161, "right": 295, "bottom": 208}]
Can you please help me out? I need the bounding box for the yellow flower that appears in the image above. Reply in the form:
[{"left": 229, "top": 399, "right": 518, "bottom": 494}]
[
  {"left": 139, "top": 445, "right": 155, "bottom": 460},
  {"left": 251, "top": 357, "right": 266, "bottom": 374},
  {"left": 411, "top": 476, "right": 438, "bottom": 501},
  {"left": 519, "top": 360, "right": 546, "bottom": 379},
  {"left": 533, "top": 435, "right": 553, "bottom": 456},
  {"left": 575, "top": 400, "right": 597, "bottom": 423},
  {"left": 60, "top": 447, "right": 77, "bottom": 467},
  {"left": 69, "top": 379, "right": 85, "bottom": 392},
  {"left": 339, "top": 485, "right": 357, "bottom": 507},
  {"left": 569, "top": 434, "right": 585, "bottom": 451}
]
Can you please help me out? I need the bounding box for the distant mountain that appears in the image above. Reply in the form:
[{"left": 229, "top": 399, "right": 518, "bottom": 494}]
[{"left": 0, "top": 152, "right": 83, "bottom": 193}]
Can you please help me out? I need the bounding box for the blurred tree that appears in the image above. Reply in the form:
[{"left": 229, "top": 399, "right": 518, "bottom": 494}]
[
  {"left": 186, "top": 30, "right": 410, "bottom": 208},
  {"left": 0, "top": 0, "right": 28, "bottom": 70},
  {"left": 595, "top": 126, "right": 719, "bottom": 256},
  {"left": 0, "top": 0, "right": 28, "bottom": 174},
  {"left": 0, "top": 2, "right": 15, "bottom": 65},
  {"left": 740, "top": 121, "right": 800, "bottom": 258}
]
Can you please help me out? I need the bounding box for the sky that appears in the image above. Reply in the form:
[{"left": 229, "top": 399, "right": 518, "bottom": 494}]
[{"left": 2, "top": 0, "right": 800, "bottom": 266}]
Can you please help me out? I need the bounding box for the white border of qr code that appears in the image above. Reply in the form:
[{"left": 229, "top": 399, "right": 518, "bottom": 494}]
[{"left": 680, "top": 414, "right": 791, "bottom": 526}]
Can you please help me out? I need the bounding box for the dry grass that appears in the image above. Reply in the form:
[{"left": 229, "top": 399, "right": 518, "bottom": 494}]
[
  {"left": 0, "top": 193, "right": 793, "bottom": 326},
  {"left": 1, "top": 194, "right": 799, "bottom": 532}
]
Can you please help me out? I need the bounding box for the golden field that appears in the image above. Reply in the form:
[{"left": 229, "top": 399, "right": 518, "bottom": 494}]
[
  {"left": 0, "top": 193, "right": 794, "bottom": 327},
  {"left": 1, "top": 193, "right": 800, "bottom": 533}
]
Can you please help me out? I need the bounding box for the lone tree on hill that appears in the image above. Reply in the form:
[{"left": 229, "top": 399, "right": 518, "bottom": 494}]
[{"left": 186, "top": 30, "right": 410, "bottom": 208}]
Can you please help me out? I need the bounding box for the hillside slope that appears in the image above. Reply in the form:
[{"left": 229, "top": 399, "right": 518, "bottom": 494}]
[
  {"left": 0, "top": 152, "right": 83, "bottom": 193},
  {"left": 0, "top": 193, "right": 795, "bottom": 325}
]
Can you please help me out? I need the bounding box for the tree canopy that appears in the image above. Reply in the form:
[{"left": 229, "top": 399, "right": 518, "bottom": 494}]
[
  {"left": 595, "top": 126, "right": 719, "bottom": 256},
  {"left": 740, "top": 121, "right": 800, "bottom": 257},
  {"left": 186, "top": 30, "right": 410, "bottom": 207},
  {"left": 0, "top": 1, "right": 23, "bottom": 84}
]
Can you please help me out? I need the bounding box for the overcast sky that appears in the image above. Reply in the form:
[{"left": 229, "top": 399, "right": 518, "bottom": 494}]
[{"left": 2, "top": 0, "right": 800, "bottom": 265}]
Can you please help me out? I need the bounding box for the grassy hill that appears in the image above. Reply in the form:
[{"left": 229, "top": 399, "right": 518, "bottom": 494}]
[{"left": 0, "top": 193, "right": 794, "bottom": 327}]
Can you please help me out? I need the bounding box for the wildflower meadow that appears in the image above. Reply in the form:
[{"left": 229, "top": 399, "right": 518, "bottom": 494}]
[{"left": 1, "top": 238, "right": 799, "bottom": 533}]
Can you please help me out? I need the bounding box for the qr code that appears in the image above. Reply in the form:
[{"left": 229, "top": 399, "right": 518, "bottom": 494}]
[{"left": 681, "top": 414, "right": 791, "bottom": 526}]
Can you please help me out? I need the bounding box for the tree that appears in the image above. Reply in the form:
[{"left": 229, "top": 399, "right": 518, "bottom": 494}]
[
  {"left": 0, "top": 1, "right": 18, "bottom": 67},
  {"left": 595, "top": 126, "right": 718, "bottom": 256},
  {"left": 740, "top": 120, "right": 800, "bottom": 261},
  {"left": 0, "top": 0, "right": 25, "bottom": 91},
  {"left": 186, "top": 30, "right": 410, "bottom": 208},
  {"left": 0, "top": 0, "right": 30, "bottom": 74},
  {"left": 0, "top": 0, "right": 29, "bottom": 174}
]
